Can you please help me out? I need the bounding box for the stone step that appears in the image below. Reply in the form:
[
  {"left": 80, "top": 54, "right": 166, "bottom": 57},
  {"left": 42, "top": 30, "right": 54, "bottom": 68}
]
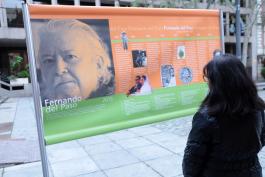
[
  {"left": 0, "top": 84, "right": 32, "bottom": 98},
  {"left": 0, "top": 96, "right": 8, "bottom": 105},
  {"left": 0, "top": 122, "right": 13, "bottom": 134},
  {"left": 256, "top": 82, "right": 265, "bottom": 90}
]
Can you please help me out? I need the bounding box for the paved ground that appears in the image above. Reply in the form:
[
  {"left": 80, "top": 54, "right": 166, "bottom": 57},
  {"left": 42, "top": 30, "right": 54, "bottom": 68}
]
[
  {"left": 1, "top": 91, "right": 265, "bottom": 177},
  {"left": 0, "top": 97, "right": 40, "bottom": 165}
]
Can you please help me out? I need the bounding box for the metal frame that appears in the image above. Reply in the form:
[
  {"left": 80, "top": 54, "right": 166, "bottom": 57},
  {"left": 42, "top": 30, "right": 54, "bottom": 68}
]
[
  {"left": 219, "top": 10, "right": 225, "bottom": 54},
  {"left": 235, "top": 0, "right": 241, "bottom": 60},
  {"left": 19, "top": 6, "right": 224, "bottom": 177},
  {"left": 21, "top": 2, "right": 50, "bottom": 177}
]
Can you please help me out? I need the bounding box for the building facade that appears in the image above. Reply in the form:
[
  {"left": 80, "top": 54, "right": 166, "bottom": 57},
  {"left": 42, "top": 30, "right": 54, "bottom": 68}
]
[
  {"left": 197, "top": 0, "right": 257, "bottom": 79},
  {"left": 257, "top": 0, "right": 265, "bottom": 80},
  {"left": 0, "top": 0, "right": 27, "bottom": 81},
  {"left": 0, "top": 0, "right": 261, "bottom": 81}
]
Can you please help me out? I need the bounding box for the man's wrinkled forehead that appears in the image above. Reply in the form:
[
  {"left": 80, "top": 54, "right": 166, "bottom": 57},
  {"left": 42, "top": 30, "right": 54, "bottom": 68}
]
[
  {"left": 41, "top": 27, "right": 91, "bottom": 42},
  {"left": 39, "top": 28, "right": 98, "bottom": 52}
]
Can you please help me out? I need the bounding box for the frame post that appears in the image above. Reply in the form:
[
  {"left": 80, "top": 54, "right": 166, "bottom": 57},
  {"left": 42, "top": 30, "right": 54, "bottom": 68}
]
[
  {"left": 235, "top": 0, "right": 241, "bottom": 59},
  {"left": 21, "top": 3, "right": 50, "bottom": 177},
  {"left": 220, "top": 10, "right": 225, "bottom": 54}
]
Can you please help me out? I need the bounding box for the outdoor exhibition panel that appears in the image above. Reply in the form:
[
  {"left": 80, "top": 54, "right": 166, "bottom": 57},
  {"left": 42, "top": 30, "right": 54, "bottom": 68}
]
[{"left": 27, "top": 5, "right": 222, "bottom": 145}]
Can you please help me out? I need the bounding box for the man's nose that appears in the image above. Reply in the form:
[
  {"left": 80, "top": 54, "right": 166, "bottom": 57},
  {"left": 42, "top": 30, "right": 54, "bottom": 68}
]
[{"left": 55, "top": 56, "right": 67, "bottom": 75}]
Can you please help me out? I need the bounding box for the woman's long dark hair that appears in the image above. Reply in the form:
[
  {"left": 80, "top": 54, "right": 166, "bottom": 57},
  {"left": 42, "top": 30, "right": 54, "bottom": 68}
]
[{"left": 201, "top": 54, "right": 265, "bottom": 117}]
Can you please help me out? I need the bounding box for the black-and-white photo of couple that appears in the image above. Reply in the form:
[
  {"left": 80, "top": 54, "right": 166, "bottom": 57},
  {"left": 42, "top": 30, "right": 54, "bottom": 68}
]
[{"left": 127, "top": 75, "right": 152, "bottom": 96}]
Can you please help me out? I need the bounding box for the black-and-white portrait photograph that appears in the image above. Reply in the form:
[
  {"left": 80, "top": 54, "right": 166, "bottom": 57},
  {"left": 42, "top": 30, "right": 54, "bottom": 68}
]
[
  {"left": 31, "top": 19, "right": 115, "bottom": 104},
  {"left": 132, "top": 50, "right": 147, "bottom": 68},
  {"left": 161, "top": 65, "right": 176, "bottom": 87}
]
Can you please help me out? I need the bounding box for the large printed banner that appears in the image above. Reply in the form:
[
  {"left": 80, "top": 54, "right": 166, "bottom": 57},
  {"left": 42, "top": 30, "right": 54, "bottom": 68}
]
[{"left": 29, "top": 5, "right": 222, "bottom": 144}]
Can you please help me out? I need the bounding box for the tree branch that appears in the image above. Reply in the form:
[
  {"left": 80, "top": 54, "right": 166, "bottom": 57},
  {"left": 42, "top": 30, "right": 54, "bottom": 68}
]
[
  {"left": 247, "top": 0, "right": 265, "bottom": 30},
  {"left": 206, "top": 0, "right": 214, "bottom": 9}
]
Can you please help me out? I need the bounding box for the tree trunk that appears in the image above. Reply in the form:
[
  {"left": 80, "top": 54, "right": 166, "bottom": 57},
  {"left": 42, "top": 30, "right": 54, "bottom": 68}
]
[
  {"left": 242, "top": 27, "right": 250, "bottom": 66},
  {"left": 241, "top": 0, "right": 265, "bottom": 67}
]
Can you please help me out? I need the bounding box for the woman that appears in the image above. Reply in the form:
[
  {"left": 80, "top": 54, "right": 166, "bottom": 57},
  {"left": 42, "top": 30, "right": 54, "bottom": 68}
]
[
  {"left": 139, "top": 75, "right": 152, "bottom": 95},
  {"left": 182, "top": 54, "right": 265, "bottom": 177}
]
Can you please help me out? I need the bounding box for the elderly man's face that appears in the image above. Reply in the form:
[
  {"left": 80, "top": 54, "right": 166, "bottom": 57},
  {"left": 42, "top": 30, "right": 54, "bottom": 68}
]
[{"left": 39, "top": 29, "right": 100, "bottom": 100}]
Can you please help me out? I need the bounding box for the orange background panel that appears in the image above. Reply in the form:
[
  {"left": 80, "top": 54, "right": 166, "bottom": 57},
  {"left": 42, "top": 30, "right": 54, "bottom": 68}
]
[{"left": 28, "top": 5, "right": 222, "bottom": 94}]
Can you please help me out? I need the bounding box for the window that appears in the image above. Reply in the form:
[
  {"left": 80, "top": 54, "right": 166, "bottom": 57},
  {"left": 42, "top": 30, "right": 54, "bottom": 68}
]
[
  {"left": 6, "top": 8, "right": 24, "bottom": 28},
  {"left": 229, "top": 14, "right": 236, "bottom": 35},
  {"left": 58, "top": 0, "right": 74, "bottom": 5},
  {"left": 223, "top": 13, "right": 227, "bottom": 36},
  {"left": 32, "top": 0, "right": 51, "bottom": 4},
  {"left": 240, "top": 0, "right": 246, "bottom": 8},
  {"left": 229, "top": 14, "right": 246, "bottom": 36},
  {"left": 228, "top": 0, "right": 247, "bottom": 7},
  {"left": 240, "top": 15, "right": 247, "bottom": 36}
]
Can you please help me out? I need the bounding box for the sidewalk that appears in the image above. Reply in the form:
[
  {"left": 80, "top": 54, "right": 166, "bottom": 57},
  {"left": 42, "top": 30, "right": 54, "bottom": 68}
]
[
  {"left": 1, "top": 91, "right": 265, "bottom": 177},
  {"left": 0, "top": 97, "right": 40, "bottom": 166}
]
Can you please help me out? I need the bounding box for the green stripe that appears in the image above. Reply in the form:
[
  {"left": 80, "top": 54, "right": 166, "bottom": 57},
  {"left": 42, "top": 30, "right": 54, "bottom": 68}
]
[
  {"left": 44, "top": 83, "right": 208, "bottom": 144},
  {"left": 45, "top": 107, "right": 198, "bottom": 145},
  {"left": 112, "top": 36, "right": 220, "bottom": 43}
]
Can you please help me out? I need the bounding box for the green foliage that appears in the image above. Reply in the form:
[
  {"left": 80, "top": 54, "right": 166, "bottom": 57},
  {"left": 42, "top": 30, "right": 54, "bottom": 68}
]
[
  {"left": 261, "top": 67, "right": 265, "bottom": 79},
  {"left": 261, "top": 58, "right": 265, "bottom": 67},
  {"left": 8, "top": 55, "right": 30, "bottom": 80},
  {"left": 131, "top": 0, "right": 201, "bottom": 9},
  {"left": 182, "top": 0, "right": 199, "bottom": 9},
  {"left": 17, "top": 70, "right": 30, "bottom": 78},
  {"left": 131, "top": 0, "right": 149, "bottom": 7},
  {"left": 159, "top": 1, "right": 176, "bottom": 8},
  {"left": 10, "top": 55, "right": 23, "bottom": 72},
  {"left": 7, "top": 75, "right": 17, "bottom": 81}
]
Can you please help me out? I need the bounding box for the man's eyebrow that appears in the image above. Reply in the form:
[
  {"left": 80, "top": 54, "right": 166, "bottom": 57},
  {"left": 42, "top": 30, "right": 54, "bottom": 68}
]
[
  {"left": 41, "top": 54, "right": 53, "bottom": 58},
  {"left": 63, "top": 49, "right": 75, "bottom": 53}
]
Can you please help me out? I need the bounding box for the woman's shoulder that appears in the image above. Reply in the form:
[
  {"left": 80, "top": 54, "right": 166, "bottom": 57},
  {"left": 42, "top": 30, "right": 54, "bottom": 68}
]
[
  {"left": 189, "top": 108, "right": 219, "bottom": 142},
  {"left": 192, "top": 107, "right": 217, "bottom": 128}
]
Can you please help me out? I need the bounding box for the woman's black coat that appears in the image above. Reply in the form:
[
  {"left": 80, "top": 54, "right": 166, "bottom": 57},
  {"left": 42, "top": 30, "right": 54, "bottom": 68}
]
[{"left": 182, "top": 109, "right": 265, "bottom": 177}]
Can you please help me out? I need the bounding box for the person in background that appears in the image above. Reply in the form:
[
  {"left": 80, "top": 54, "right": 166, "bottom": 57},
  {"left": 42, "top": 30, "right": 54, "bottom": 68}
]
[
  {"left": 183, "top": 54, "right": 265, "bottom": 177},
  {"left": 213, "top": 49, "right": 222, "bottom": 57},
  {"left": 121, "top": 31, "right": 128, "bottom": 51},
  {"left": 168, "top": 66, "right": 176, "bottom": 87},
  {"left": 136, "top": 51, "right": 143, "bottom": 67},
  {"left": 127, "top": 75, "right": 142, "bottom": 96},
  {"left": 138, "top": 75, "right": 152, "bottom": 95}
]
